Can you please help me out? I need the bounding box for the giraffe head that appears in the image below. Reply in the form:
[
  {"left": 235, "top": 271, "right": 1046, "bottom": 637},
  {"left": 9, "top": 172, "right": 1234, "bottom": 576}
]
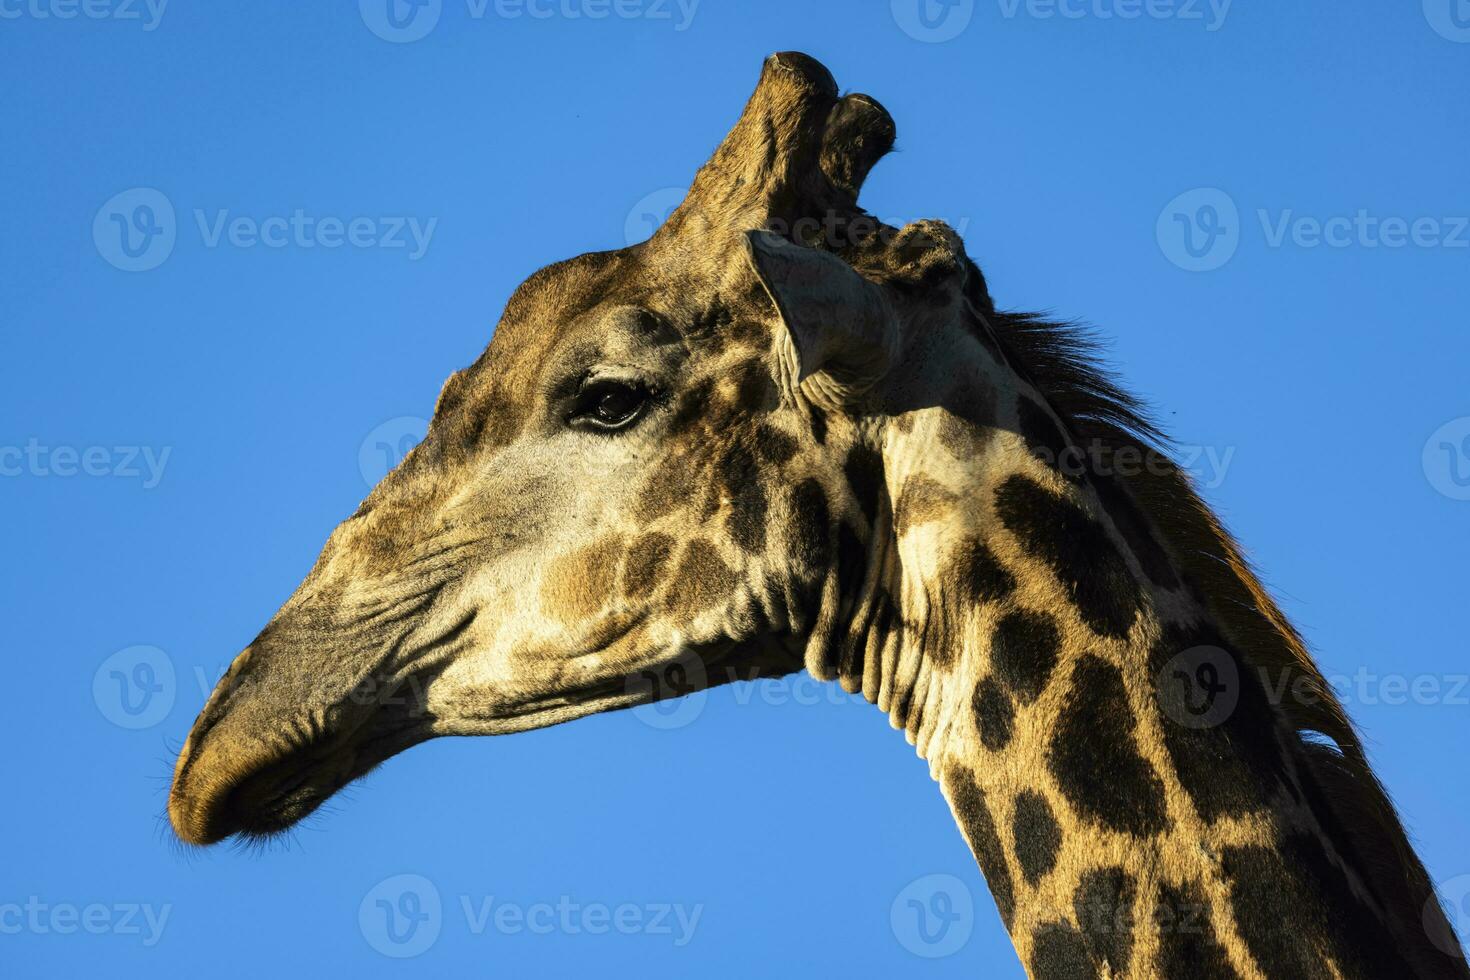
[{"left": 168, "top": 52, "right": 976, "bottom": 845}]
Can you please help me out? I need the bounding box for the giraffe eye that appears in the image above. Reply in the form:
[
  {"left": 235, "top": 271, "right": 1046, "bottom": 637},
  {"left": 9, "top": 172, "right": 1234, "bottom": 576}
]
[{"left": 569, "top": 378, "right": 651, "bottom": 433}]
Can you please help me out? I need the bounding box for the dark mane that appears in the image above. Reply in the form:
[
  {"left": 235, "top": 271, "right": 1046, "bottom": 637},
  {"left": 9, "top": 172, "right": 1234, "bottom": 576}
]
[{"left": 985, "top": 308, "right": 1466, "bottom": 974}]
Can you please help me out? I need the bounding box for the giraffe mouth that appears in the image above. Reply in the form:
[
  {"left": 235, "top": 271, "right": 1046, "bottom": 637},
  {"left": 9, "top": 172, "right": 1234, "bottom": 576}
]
[
  {"left": 171, "top": 677, "right": 440, "bottom": 845},
  {"left": 226, "top": 703, "right": 435, "bottom": 841},
  {"left": 169, "top": 626, "right": 783, "bottom": 846}
]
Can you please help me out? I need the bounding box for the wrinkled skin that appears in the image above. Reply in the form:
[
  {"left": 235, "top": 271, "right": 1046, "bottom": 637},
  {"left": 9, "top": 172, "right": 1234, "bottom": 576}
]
[{"left": 167, "top": 52, "right": 954, "bottom": 844}]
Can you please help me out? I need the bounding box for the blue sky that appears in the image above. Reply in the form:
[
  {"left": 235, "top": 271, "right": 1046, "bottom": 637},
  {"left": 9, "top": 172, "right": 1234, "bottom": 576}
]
[{"left": 2, "top": 2, "right": 1468, "bottom": 976}]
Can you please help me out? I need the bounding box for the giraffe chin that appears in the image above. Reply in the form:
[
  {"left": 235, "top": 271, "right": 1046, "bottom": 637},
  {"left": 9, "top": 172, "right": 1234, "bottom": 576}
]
[{"left": 168, "top": 697, "right": 437, "bottom": 846}]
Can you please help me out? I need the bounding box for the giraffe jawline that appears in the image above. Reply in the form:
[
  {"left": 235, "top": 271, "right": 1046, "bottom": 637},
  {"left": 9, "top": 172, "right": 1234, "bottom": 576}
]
[
  {"left": 211, "top": 700, "right": 436, "bottom": 843},
  {"left": 193, "top": 637, "right": 758, "bottom": 842}
]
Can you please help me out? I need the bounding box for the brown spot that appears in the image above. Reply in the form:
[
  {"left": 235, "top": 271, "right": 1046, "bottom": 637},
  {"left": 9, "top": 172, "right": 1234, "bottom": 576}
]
[
  {"left": 1030, "top": 922, "right": 1096, "bottom": 980},
  {"left": 541, "top": 535, "right": 622, "bottom": 622},
  {"left": 894, "top": 474, "right": 956, "bottom": 536},
  {"left": 730, "top": 358, "right": 774, "bottom": 410},
  {"left": 667, "top": 377, "right": 715, "bottom": 439},
  {"left": 637, "top": 453, "right": 687, "bottom": 522},
  {"left": 1153, "top": 880, "right": 1239, "bottom": 979},
  {"left": 753, "top": 423, "right": 798, "bottom": 465},
  {"left": 719, "top": 441, "right": 766, "bottom": 552},
  {"left": 808, "top": 405, "right": 828, "bottom": 444},
  {"left": 948, "top": 537, "right": 1016, "bottom": 605},
  {"left": 669, "top": 538, "right": 733, "bottom": 615},
  {"left": 990, "top": 609, "right": 1061, "bottom": 704},
  {"left": 944, "top": 766, "right": 1015, "bottom": 929},
  {"left": 788, "top": 479, "right": 832, "bottom": 574},
  {"left": 1048, "top": 655, "right": 1169, "bottom": 837},
  {"left": 621, "top": 533, "right": 674, "bottom": 600},
  {"left": 1074, "top": 867, "right": 1137, "bottom": 976},
  {"left": 835, "top": 521, "right": 866, "bottom": 605},
  {"left": 995, "top": 474, "right": 1142, "bottom": 639},
  {"left": 973, "top": 677, "right": 1014, "bottom": 751},
  {"left": 728, "top": 313, "right": 767, "bottom": 348},
  {"left": 936, "top": 384, "right": 995, "bottom": 458},
  {"left": 842, "top": 443, "right": 885, "bottom": 528},
  {"left": 1011, "top": 790, "right": 1063, "bottom": 885}
]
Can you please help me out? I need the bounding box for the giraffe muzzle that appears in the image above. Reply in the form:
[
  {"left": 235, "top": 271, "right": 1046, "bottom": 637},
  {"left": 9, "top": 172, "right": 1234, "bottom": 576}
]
[{"left": 166, "top": 608, "right": 460, "bottom": 845}]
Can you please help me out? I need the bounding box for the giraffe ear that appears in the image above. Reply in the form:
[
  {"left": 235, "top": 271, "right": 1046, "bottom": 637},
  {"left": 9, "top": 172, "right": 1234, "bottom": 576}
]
[{"left": 742, "top": 230, "right": 896, "bottom": 404}]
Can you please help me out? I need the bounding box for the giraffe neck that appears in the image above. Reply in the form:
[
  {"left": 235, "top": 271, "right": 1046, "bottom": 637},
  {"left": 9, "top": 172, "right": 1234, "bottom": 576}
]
[{"left": 805, "top": 316, "right": 1450, "bottom": 978}]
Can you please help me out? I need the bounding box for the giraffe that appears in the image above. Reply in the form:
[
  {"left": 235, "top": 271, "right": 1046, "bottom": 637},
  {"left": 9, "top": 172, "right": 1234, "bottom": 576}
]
[{"left": 167, "top": 53, "right": 1467, "bottom": 978}]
